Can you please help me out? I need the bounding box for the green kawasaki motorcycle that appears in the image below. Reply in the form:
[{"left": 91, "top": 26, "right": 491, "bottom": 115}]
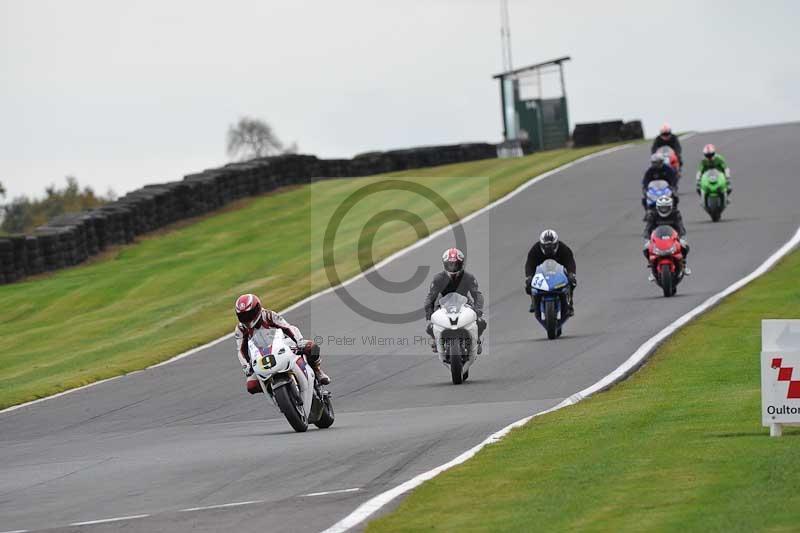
[{"left": 698, "top": 168, "right": 728, "bottom": 222}]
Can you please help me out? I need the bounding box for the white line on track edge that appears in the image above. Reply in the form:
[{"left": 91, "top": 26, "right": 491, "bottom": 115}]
[
  {"left": 321, "top": 225, "right": 800, "bottom": 533},
  {"left": 69, "top": 514, "right": 151, "bottom": 526},
  {"left": 0, "top": 143, "right": 631, "bottom": 416},
  {"left": 178, "top": 500, "right": 264, "bottom": 512},
  {"left": 302, "top": 488, "right": 362, "bottom": 497}
]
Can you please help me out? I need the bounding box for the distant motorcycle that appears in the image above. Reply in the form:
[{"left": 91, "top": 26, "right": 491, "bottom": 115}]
[
  {"left": 655, "top": 145, "right": 681, "bottom": 182},
  {"left": 646, "top": 225, "right": 685, "bottom": 297},
  {"left": 431, "top": 292, "right": 479, "bottom": 385},
  {"left": 698, "top": 168, "right": 728, "bottom": 222},
  {"left": 644, "top": 179, "right": 675, "bottom": 214},
  {"left": 250, "top": 329, "right": 334, "bottom": 432},
  {"left": 530, "top": 259, "right": 572, "bottom": 339}
]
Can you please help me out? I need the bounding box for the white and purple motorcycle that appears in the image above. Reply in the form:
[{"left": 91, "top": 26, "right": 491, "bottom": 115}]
[
  {"left": 430, "top": 293, "right": 480, "bottom": 385},
  {"left": 250, "top": 330, "right": 334, "bottom": 432}
]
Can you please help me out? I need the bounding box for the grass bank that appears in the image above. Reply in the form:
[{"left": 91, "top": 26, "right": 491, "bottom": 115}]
[
  {"left": 0, "top": 145, "right": 616, "bottom": 409},
  {"left": 368, "top": 248, "right": 800, "bottom": 532}
]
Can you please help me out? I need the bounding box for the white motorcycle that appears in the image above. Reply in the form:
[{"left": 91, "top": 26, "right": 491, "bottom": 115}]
[
  {"left": 431, "top": 293, "right": 480, "bottom": 385},
  {"left": 250, "top": 329, "right": 334, "bottom": 432}
]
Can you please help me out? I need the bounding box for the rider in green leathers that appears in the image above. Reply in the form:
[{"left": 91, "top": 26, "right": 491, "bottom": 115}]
[{"left": 696, "top": 143, "right": 732, "bottom": 194}]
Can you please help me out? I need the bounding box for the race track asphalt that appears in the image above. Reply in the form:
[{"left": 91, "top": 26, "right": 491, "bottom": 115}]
[{"left": 1, "top": 123, "right": 798, "bottom": 533}]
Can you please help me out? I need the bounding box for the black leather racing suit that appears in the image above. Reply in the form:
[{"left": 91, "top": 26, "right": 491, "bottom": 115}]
[{"left": 651, "top": 134, "right": 683, "bottom": 165}]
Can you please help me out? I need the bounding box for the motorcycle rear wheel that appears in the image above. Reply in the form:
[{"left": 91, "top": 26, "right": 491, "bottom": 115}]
[
  {"left": 314, "top": 392, "right": 335, "bottom": 429},
  {"left": 275, "top": 384, "right": 309, "bottom": 432}
]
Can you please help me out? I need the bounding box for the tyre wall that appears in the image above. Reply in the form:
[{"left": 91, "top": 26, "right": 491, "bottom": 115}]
[{"left": 0, "top": 143, "right": 497, "bottom": 285}]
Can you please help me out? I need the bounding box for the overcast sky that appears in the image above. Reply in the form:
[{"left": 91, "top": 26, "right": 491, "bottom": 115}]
[{"left": 1, "top": 0, "right": 798, "bottom": 199}]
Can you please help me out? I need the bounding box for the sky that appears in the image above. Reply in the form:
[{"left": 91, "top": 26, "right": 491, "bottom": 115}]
[{"left": 1, "top": 0, "right": 798, "bottom": 199}]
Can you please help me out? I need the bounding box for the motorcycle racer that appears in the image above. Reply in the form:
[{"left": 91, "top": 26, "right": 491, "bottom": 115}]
[
  {"left": 424, "top": 248, "right": 486, "bottom": 354},
  {"left": 643, "top": 196, "right": 691, "bottom": 277},
  {"left": 234, "top": 294, "right": 330, "bottom": 394},
  {"left": 525, "top": 229, "right": 577, "bottom": 315},
  {"left": 641, "top": 153, "right": 679, "bottom": 218},
  {"left": 696, "top": 143, "right": 732, "bottom": 194},
  {"left": 651, "top": 123, "right": 683, "bottom": 166},
  {"left": 643, "top": 152, "right": 679, "bottom": 191}
]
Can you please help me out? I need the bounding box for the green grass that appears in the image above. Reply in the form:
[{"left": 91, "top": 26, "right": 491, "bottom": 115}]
[
  {"left": 0, "top": 145, "right": 616, "bottom": 409},
  {"left": 367, "top": 250, "right": 800, "bottom": 533}
]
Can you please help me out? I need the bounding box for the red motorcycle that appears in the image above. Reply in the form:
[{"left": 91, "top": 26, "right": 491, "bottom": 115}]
[
  {"left": 647, "top": 225, "right": 684, "bottom": 297},
  {"left": 655, "top": 146, "right": 679, "bottom": 172}
]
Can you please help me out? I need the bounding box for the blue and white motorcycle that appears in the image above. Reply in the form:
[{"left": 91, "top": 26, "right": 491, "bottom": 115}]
[
  {"left": 530, "top": 259, "right": 572, "bottom": 340},
  {"left": 644, "top": 179, "right": 674, "bottom": 214}
]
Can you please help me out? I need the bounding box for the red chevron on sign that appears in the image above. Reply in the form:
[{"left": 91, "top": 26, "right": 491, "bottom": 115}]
[{"left": 771, "top": 358, "right": 800, "bottom": 399}]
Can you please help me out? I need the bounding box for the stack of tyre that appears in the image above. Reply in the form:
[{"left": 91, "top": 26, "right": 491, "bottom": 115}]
[{"left": 0, "top": 142, "right": 501, "bottom": 286}]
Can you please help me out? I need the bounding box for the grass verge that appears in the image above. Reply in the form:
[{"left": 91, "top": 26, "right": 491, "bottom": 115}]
[
  {"left": 0, "top": 144, "right": 618, "bottom": 409},
  {"left": 367, "top": 248, "right": 800, "bottom": 532}
]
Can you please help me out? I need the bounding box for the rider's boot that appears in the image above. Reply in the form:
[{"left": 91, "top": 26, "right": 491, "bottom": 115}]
[
  {"left": 648, "top": 271, "right": 656, "bottom": 282},
  {"left": 684, "top": 262, "right": 692, "bottom": 276},
  {"left": 477, "top": 339, "right": 483, "bottom": 355},
  {"left": 311, "top": 361, "right": 331, "bottom": 385},
  {"left": 246, "top": 376, "right": 263, "bottom": 394}
]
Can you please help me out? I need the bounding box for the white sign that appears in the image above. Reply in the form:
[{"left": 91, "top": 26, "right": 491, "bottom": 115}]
[{"left": 761, "top": 320, "right": 800, "bottom": 436}]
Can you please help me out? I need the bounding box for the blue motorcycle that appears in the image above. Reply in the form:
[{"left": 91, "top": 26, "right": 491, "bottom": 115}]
[
  {"left": 644, "top": 179, "right": 673, "bottom": 212},
  {"left": 530, "top": 259, "right": 572, "bottom": 339}
]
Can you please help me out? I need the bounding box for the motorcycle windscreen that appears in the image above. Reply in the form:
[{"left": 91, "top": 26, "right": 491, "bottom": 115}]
[
  {"left": 439, "top": 292, "right": 468, "bottom": 314},
  {"left": 648, "top": 179, "right": 669, "bottom": 191},
  {"left": 652, "top": 225, "right": 677, "bottom": 241},
  {"left": 704, "top": 169, "right": 722, "bottom": 184},
  {"left": 538, "top": 259, "right": 565, "bottom": 275}
]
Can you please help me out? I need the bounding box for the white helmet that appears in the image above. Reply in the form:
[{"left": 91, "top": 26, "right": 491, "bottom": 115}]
[
  {"left": 655, "top": 195, "right": 674, "bottom": 217},
  {"left": 539, "top": 229, "right": 559, "bottom": 256}
]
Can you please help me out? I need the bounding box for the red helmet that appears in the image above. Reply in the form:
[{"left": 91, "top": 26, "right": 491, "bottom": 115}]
[
  {"left": 235, "top": 294, "right": 263, "bottom": 328},
  {"left": 442, "top": 247, "right": 465, "bottom": 279},
  {"left": 703, "top": 143, "right": 716, "bottom": 159},
  {"left": 659, "top": 123, "right": 671, "bottom": 136}
]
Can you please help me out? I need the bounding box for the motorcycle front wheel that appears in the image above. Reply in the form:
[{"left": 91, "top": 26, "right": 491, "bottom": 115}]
[
  {"left": 660, "top": 264, "right": 674, "bottom": 298},
  {"left": 275, "top": 383, "right": 309, "bottom": 432},
  {"left": 545, "top": 300, "right": 558, "bottom": 339},
  {"left": 447, "top": 340, "right": 464, "bottom": 385},
  {"left": 707, "top": 196, "right": 722, "bottom": 222}
]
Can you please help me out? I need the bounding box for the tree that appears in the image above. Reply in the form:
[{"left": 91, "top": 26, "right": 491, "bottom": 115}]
[
  {"left": 0, "top": 176, "right": 114, "bottom": 234},
  {"left": 226, "top": 117, "right": 295, "bottom": 160}
]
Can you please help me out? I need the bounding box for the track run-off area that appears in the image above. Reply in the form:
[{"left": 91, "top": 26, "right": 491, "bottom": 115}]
[{"left": 1, "top": 123, "right": 798, "bottom": 533}]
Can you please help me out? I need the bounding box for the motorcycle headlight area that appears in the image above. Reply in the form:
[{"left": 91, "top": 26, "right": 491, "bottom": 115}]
[{"left": 655, "top": 244, "right": 677, "bottom": 256}]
